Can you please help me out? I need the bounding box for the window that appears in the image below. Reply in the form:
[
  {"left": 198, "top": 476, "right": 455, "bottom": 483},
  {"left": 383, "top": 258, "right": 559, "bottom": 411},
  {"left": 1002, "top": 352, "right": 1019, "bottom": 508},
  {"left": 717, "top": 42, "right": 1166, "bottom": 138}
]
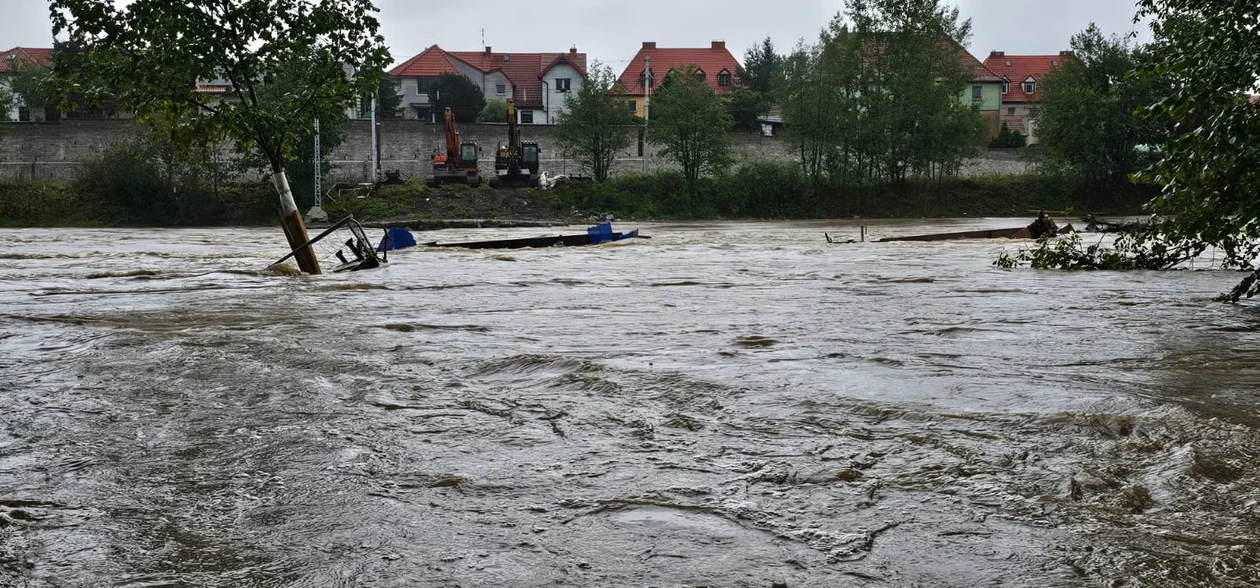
[
  {"left": 521, "top": 110, "right": 534, "bottom": 124},
  {"left": 972, "top": 85, "right": 983, "bottom": 101},
  {"left": 1007, "top": 107, "right": 1016, "bottom": 116},
  {"left": 496, "top": 84, "right": 506, "bottom": 94},
  {"left": 556, "top": 78, "right": 571, "bottom": 93},
  {"left": 718, "top": 70, "right": 732, "bottom": 87},
  {"left": 1001, "top": 80, "right": 1009, "bottom": 94},
  {"left": 1005, "top": 60, "right": 1012, "bottom": 67},
  {"left": 628, "top": 100, "right": 637, "bottom": 113},
  {"left": 1051, "top": 60, "right": 1060, "bottom": 68},
  {"left": 1023, "top": 80, "right": 1036, "bottom": 94},
  {"left": 694, "top": 68, "right": 706, "bottom": 82}
]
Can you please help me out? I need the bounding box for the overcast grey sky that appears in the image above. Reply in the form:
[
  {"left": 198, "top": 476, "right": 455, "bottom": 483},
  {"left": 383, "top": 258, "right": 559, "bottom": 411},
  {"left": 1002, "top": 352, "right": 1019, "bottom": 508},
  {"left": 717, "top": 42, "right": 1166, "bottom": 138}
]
[{"left": 4, "top": 0, "right": 1148, "bottom": 69}]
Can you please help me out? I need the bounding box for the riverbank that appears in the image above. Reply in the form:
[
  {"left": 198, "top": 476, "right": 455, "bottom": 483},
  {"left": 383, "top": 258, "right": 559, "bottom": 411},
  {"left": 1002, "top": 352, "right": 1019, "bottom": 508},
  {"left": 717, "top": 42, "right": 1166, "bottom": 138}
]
[{"left": 0, "top": 171, "right": 1152, "bottom": 228}]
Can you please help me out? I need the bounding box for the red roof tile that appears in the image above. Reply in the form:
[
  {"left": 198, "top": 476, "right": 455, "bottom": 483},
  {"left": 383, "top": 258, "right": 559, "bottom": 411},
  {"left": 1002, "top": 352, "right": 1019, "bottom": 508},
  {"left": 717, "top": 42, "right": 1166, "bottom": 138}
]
[
  {"left": 388, "top": 45, "right": 462, "bottom": 77},
  {"left": 616, "top": 42, "right": 742, "bottom": 95},
  {"left": 0, "top": 47, "right": 54, "bottom": 74},
  {"left": 983, "top": 52, "right": 1070, "bottom": 103},
  {"left": 948, "top": 41, "right": 1002, "bottom": 83}
]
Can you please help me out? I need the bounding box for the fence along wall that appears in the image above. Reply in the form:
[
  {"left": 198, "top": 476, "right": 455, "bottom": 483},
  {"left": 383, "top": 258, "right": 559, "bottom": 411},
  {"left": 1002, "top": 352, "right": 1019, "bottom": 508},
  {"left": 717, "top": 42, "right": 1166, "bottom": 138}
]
[{"left": 0, "top": 119, "right": 1028, "bottom": 182}]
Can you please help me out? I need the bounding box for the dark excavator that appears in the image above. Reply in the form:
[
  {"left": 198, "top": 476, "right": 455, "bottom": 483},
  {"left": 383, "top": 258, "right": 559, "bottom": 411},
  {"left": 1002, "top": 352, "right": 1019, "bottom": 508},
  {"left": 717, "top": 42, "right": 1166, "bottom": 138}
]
[
  {"left": 490, "top": 99, "right": 541, "bottom": 188},
  {"left": 427, "top": 107, "right": 482, "bottom": 187}
]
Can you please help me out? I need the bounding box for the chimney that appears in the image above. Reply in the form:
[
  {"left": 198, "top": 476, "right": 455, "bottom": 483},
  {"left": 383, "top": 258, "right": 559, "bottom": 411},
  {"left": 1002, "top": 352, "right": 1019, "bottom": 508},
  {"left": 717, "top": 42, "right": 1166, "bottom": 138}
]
[
  {"left": 990, "top": 51, "right": 1005, "bottom": 58},
  {"left": 711, "top": 40, "right": 726, "bottom": 50},
  {"left": 1059, "top": 50, "right": 1073, "bottom": 58},
  {"left": 570, "top": 46, "right": 577, "bottom": 56},
  {"left": 484, "top": 46, "right": 492, "bottom": 55},
  {"left": 642, "top": 42, "right": 656, "bottom": 50}
]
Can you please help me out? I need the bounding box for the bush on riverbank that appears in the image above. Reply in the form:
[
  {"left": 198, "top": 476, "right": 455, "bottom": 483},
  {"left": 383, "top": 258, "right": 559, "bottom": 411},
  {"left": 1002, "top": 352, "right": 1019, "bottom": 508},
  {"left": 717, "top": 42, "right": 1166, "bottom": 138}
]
[
  {"left": 548, "top": 161, "right": 1155, "bottom": 220},
  {"left": 0, "top": 160, "right": 1152, "bottom": 227},
  {"left": 0, "top": 179, "right": 276, "bottom": 227}
]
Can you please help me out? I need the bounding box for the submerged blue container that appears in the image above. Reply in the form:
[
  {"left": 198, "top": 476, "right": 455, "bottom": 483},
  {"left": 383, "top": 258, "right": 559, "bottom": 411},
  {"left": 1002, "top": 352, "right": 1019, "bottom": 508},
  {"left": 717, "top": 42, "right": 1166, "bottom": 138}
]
[
  {"left": 587, "top": 222, "right": 614, "bottom": 244},
  {"left": 377, "top": 227, "right": 417, "bottom": 252}
]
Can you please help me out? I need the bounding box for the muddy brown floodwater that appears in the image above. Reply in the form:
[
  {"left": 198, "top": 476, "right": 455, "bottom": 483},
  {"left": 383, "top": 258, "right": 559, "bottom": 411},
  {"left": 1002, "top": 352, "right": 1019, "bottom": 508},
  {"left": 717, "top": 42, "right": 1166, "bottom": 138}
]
[{"left": 1, "top": 220, "right": 1258, "bottom": 587}]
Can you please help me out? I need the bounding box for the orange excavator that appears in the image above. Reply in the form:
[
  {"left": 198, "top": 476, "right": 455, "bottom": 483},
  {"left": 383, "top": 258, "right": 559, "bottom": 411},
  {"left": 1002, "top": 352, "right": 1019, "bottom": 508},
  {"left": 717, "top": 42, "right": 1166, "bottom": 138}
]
[{"left": 427, "top": 107, "right": 482, "bottom": 187}]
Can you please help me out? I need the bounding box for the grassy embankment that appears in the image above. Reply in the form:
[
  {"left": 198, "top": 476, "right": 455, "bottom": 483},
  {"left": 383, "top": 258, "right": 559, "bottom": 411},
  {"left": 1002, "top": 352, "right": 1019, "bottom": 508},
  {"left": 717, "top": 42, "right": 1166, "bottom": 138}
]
[{"left": 0, "top": 163, "right": 1152, "bottom": 227}]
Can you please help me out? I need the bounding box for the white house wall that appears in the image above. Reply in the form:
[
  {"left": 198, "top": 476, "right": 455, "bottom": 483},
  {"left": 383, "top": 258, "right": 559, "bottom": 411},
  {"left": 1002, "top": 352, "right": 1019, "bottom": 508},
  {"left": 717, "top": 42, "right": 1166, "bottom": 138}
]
[{"left": 540, "top": 63, "right": 584, "bottom": 123}]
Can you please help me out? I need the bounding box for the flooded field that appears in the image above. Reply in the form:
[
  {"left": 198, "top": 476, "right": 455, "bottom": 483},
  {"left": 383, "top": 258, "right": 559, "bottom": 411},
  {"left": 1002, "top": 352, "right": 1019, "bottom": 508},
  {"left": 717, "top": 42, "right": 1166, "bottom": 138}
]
[{"left": 2, "top": 220, "right": 1258, "bottom": 587}]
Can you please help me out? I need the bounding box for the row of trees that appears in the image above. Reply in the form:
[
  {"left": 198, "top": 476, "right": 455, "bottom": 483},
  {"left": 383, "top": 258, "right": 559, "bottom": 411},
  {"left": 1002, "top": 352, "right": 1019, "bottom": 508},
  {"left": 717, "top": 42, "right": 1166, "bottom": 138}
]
[
  {"left": 780, "top": 0, "right": 988, "bottom": 185},
  {"left": 553, "top": 0, "right": 992, "bottom": 189}
]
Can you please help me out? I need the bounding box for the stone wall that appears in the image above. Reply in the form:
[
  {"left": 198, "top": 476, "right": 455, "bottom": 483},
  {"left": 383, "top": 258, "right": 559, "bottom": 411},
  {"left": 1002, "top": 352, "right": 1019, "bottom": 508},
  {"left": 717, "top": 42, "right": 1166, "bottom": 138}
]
[{"left": 0, "top": 119, "right": 1030, "bottom": 183}]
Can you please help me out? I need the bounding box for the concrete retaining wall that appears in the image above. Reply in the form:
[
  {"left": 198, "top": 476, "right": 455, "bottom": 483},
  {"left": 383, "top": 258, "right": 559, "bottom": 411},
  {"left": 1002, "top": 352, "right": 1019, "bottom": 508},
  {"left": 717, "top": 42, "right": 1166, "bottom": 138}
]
[{"left": 0, "top": 119, "right": 1030, "bottom": 183}]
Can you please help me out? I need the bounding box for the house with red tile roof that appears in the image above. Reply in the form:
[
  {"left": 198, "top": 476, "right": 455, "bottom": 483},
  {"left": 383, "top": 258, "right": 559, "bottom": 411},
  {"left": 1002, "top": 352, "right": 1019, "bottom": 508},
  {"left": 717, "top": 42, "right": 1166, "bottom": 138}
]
[
  {"left": 1, "top": 47, "right": 54, "bottom": 121},
  {"left": 616, "top": 42, "right": 742, "bottom": 118},
  {"left": 388, "top": 45, "right": 587, "bottom": 124},
  {"left": 983, "top": 50, "right": 1072, "bottom": 144}
]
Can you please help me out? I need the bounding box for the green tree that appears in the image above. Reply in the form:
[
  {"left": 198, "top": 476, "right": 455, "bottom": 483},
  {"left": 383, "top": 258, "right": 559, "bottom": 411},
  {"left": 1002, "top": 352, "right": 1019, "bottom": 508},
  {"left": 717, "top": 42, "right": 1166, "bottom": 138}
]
[
  {"left": 429, "top": 72, "right": 485, "bottom": 123},
  {"left": 741, "top": 36, "right": 784, "bottom": 95},
  {"left": 989, "top": 121, "right": 1026, "bottom": 148},
  {"left": 779, "top": 2, "right": 985, "bottom": 185},
  {"left": 553, "top": 63, "right": 638, "bottom": 181},
  {"left": 477, "top": 98, "right": 509, "bottom": 123},
  {"left": 377, "top": 76, "right": 402, "bottom": 119},
  {"left": 996, "top": 0, "right": 1260, "bottom": 302},
  {"left": 728, "top": 86, "right": 768, "bottom": 131},
  {"left": 7, "top": 59, "right": 53, "bottom": 121},
  {"left": 649, "top": 66, "right": 733, "bottom": 192},
  {"left": 1136, "top": 0, "right": 1260, "bottom": 300},
  {"left": 1033, "top": 24, "right": 1168, "bottom": 187},
  {"left": 48, "top": 0, "right": 389, "bottom": 275},
  {"left": 0, "top": 87, "right": 13, "bottom": 123}
]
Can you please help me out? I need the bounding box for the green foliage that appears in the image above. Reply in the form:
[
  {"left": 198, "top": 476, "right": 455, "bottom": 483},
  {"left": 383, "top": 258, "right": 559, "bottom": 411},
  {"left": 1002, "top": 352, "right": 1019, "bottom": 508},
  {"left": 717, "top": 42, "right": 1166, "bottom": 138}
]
[
  {"left": 995, "top": 231, "right": 1199, "bottom": 271},
  {"left": 649, "top": 66, "right": 733, "bottom": 191},
  {"left": 0, "top": 181, "right": 101, "bottom": 226},
  {"left": 429, "top": 72, "right": 486, "bottom": 123},
  {"left": 741, "top": 37, "right": 785, "bottom": 95},
  {"left": 377, "top": 77, "right": 403, "bottom": 119},
  {"left": 780, "top": 1, "right": 986, "bottom": 185},
  {"left": 477, "top": 99, "right": 509, "bottom": 123},
  {"left": 1134, "top": 0, "right": 1260, "bottom": 301},
  {"left": 0, "top": 87, "right": 13, "bottom": 123},
  {"left": 1033, "top": 24, "right": 1169, "bottom": 187},
  {"left": 1002, "top": 2, "right": 1260, "bottom": 302},
  {"left": 553, "top": 62, "right": 639, "bottom": 182},
  {"left": 548, "top": 168, "right": 1142, "bottom": 221},
  {"left": 48, "top": 0, "right": 390, "bottom": 177},
  {"left": 989, "top": 121, "right": 1027, "bottom": 148},
  {"left": 5, "top": 57, "right": 53, "bottom": 122},
  {"left": 73, "top": 132, "right": 274, "bottom": 225},
  {"left": 728, "top": 86, "right": 768, "bottom": 131}
]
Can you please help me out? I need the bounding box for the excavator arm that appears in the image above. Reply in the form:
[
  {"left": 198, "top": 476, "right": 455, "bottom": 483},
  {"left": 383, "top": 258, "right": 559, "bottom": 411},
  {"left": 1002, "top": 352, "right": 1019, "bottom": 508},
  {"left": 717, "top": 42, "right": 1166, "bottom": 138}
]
[{"left": 444, "top": 107, "right": 461, "bottom": 169}]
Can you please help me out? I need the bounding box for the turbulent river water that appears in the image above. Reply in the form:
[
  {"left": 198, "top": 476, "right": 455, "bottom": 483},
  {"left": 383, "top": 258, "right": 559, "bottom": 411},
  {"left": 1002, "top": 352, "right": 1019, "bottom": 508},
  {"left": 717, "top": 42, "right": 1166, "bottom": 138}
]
[{"left": 1, "top": 220, "right": 1258, "bottom": 587}]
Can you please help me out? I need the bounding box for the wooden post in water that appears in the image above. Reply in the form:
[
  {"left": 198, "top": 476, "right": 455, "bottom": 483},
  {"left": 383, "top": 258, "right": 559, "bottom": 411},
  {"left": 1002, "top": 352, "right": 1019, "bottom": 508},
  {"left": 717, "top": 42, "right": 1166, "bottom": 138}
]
[{"left": 274, "top": 170, "right": 322, "bottom": 275}]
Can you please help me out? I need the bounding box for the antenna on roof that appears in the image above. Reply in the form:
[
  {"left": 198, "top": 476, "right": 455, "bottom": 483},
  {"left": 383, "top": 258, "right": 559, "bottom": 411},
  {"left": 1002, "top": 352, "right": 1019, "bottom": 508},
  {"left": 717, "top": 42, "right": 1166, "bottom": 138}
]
[{"left": 481, "top": 29, "right": 485, "bottom": 49}]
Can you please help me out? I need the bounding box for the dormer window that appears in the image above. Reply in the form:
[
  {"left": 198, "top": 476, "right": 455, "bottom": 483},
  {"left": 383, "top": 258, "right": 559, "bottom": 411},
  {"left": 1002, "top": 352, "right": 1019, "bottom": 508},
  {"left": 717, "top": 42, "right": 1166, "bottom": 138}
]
[
  {"left": 717, "top": 69, "right": 732, "bottom": 87},
  {"left": 1001, "top": 80, "right": 1009, "bottom": 94},
  {"left": 694, "top": 68, "right": 706, "bottom": 82},
  {"left": 1023, "top": 77, "right": 1036, "bottom": 94}
]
